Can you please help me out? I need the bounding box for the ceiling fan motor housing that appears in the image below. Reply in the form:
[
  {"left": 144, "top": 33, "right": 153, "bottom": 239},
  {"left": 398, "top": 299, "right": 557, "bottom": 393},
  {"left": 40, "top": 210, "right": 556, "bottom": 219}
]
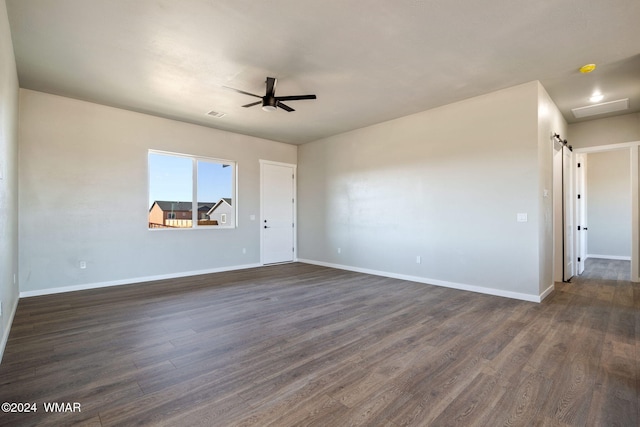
[{"left": 262, "top": 97, "right": 277, "bottom": 111}]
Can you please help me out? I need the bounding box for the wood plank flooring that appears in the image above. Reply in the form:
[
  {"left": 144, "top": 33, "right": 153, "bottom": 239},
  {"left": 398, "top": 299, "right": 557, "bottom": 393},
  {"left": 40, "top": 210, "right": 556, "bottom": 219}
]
[{"left": 0, "top": 259, "right": 637, "bottom": 426}]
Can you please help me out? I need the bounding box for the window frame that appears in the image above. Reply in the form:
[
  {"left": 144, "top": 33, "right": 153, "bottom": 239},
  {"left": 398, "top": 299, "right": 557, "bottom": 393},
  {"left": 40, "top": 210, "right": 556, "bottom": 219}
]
[{"left": 148, "top": 149, "right": 238, "bottom": 230}]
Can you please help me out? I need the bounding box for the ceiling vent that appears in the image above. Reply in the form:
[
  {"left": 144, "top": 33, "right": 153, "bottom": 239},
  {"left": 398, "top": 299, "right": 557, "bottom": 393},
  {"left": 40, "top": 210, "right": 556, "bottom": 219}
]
[
  {"left": 206, "top": 110, "right": 226, "bottom": 118},
  {"left": 571, "top": 98, "right": 629, "bottom": 119}
]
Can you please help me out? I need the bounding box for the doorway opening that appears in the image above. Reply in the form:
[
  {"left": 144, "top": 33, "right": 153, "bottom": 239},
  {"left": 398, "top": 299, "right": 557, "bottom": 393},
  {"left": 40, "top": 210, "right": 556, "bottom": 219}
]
[
  {"left": 586, "top": 150, "right": 631, "bottom": 254},
  {"left": 573, "top": 142, "right": 639, "bottom": 283}
]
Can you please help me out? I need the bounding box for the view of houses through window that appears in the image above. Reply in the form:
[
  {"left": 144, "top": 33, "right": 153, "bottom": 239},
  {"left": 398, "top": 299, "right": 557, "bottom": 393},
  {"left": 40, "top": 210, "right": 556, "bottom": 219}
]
[{"left": 148, "top": 151, "right": 236, "bottom": 229}]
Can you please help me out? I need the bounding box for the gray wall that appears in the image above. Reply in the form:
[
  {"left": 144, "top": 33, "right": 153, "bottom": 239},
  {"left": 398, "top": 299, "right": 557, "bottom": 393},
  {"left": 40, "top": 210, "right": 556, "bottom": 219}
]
[
  {"left": 0, "top": 0, "right": 19, "bottom": 356},
  {"left": 18, "top": 89, "right": 297, "bottom": 294},
  {"left": 569, "top": 113, "right": 640, "bottom": 148},
  {"left": 586, "top": 150, "right": 631, "bottom": 258},
  {"left": 537, "top": 84, "right": 568, "bottom": 291},
  {"left": 298, "top": 81, "right": 563, "bottom": 299}
]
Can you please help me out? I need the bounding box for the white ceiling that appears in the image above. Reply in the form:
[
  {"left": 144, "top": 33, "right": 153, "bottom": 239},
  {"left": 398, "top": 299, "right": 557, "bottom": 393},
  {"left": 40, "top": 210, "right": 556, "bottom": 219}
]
[{"left": 6, "top": 0, "right": 640, "bottom": 144}]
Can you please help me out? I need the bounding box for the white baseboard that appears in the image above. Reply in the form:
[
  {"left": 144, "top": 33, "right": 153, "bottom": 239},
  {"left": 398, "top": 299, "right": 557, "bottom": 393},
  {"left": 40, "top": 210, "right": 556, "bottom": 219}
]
[
  {"left": 19, "top": 263, "right": 262, "bottom": 298},
  {"left": 298, "top": 259, "right": 545, "bottom": 303},
  {"left": 0, "top": 296, "right": 19, "bottom": 364},
  {"left": 586, "top": 254, "right": 631, "bottom": 261},
  {"left": 540, "top": 283, "right": 555, "bottom": 301}
]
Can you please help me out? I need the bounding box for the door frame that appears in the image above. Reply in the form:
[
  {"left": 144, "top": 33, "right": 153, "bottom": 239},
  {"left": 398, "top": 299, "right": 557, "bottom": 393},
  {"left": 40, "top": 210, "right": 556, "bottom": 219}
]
[
  {"left": 562, "top": 145, "right": 576, "bottom": 281},
  {"left": 259, "top": 160, "right": 297, "bottom": 265},
  {"left": 575, "top": 152, "right": 587, "bottom": 275},
  {"left": 573, "top": 141, "right": 640, "bottom": 282}
]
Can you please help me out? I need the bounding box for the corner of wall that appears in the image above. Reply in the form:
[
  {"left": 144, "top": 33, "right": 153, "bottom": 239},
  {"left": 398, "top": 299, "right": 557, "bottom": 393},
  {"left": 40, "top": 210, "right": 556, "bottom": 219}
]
[
  {"left": 0, "top": 0, "right": 21, "bottom": 363},
  {"left": 536, "top": 82, "right": 567, "bottom": 295}
]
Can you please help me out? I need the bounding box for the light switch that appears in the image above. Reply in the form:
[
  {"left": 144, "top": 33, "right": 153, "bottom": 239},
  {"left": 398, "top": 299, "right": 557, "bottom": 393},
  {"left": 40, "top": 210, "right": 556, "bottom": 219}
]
[{"left": 517, "top": 213, "right": 528, "bottom": 222}]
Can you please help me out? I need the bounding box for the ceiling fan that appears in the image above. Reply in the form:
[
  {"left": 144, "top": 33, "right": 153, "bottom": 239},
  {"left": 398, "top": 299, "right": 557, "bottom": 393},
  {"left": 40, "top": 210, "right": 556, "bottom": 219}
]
[{"left": 224, "top": 77, "right": 316, "bottom": 112}]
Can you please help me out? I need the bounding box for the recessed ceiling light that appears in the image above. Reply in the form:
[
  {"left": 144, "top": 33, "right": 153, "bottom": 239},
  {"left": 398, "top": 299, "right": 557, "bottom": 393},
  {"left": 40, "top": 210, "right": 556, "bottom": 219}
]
[
  {"left": 589, "top": 93, "right": 604, "bottom": 102},
  {"left": 579, "top": 63, "right": 596, "bottom": 73}
]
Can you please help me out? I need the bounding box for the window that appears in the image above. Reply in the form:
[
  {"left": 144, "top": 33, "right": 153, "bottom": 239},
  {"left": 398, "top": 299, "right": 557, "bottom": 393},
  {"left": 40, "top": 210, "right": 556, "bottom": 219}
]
[{"left": 148, "top": 150, "right": 236, "bottom": 229}]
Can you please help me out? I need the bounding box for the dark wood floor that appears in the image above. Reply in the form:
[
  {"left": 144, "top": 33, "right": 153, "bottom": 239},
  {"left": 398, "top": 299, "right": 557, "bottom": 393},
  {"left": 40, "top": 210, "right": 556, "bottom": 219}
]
[{"left": 0, "top": 259, "right": 637, "bottom": 426}]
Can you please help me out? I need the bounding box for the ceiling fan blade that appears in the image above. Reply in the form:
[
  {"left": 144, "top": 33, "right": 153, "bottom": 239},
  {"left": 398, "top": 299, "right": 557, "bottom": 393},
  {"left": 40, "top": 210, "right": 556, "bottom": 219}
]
[
  {"left": 222, "top": 86, "right": 262, "bottom": 99},
  {"left": 277, "top": 101, "right": 295, "bottom": 112},
  {"left": 242, "top": 101, "right": 262, "bottom": 108},
  {"left": 265, "top": 77, "right": 277, "bottom": 98},
  {"left": 275, "top": 94, "right": 317, "bottom": 101}
]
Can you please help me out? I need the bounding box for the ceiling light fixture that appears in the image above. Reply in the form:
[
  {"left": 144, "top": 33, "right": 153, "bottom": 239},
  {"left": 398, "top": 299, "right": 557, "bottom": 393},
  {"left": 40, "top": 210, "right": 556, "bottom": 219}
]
[
  {"left": 589, "top": 93, "right": 604, "bottom": 103},
  {"left": 224, "top": 77, "right": 316, "bottom": 113},
  {"left": 579, "top": 63, "right": 596, "bottom": 73}
]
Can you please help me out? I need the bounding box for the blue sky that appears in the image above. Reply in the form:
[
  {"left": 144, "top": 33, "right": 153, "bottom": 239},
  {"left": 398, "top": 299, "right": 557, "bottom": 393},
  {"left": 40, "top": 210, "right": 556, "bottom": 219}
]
[{"left": 148, "top": 153, "right": 233, "bottom": 208}]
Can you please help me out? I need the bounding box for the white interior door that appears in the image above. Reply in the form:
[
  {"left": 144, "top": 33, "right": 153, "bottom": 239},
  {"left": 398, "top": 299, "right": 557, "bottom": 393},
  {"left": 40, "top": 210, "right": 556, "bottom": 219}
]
[
  {"left": 261, "top": 161, "right": 296, "bottom": 264},
  {"left": 576, "top": 153, "right": 587, "bottom": 275},
  {"left": 563, "top": 146, "right": 576, "bottom": 281}
]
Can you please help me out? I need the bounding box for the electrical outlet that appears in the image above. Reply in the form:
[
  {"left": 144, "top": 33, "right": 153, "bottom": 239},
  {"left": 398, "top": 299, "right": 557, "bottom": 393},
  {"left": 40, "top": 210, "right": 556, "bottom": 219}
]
[
  {"left": 416, "top": 256, "right": 421, "bottom": 264},
  {"left": 242, "top": 248, "right": 246, "bottom": 254},
  {"left": 79, "top": 260, "right": 87, "bottom": 269},
  {"left": 337, "top": 248, "right": 341, "bottom": 254}
]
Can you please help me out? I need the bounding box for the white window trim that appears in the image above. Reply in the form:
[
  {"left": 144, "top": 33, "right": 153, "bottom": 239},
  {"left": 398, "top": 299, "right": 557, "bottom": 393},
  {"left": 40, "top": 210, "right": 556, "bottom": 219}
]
[{"left": 148, "top": 149, "right": 238, "bottom": 231}]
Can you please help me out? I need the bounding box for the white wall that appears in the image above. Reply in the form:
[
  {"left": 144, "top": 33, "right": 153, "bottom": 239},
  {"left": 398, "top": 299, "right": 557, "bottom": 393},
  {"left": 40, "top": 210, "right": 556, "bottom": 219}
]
[
  {"left": 586, "top": 150, "right": 631, "bottom": 258},
  {"left": 18, "top": 89, "right": 297, "bottom": 294},
  {"left": 0, "top": 0, "right": 20, "bottom": 358},
  {"left": 298, "top": 81, "right": 554, "bottom": 300}
]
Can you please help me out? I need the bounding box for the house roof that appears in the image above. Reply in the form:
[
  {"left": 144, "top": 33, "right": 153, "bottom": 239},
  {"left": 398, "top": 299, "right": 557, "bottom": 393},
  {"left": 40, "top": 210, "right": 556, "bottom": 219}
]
[
  {"left": 151, "top": 201, "right": 216, "bottom": 212},
  {"left": 207, "top": 198, "right": 233, "bottom": 215},
  {"left": 6, "top": 0, "right": 640, "bottom": 145}
]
